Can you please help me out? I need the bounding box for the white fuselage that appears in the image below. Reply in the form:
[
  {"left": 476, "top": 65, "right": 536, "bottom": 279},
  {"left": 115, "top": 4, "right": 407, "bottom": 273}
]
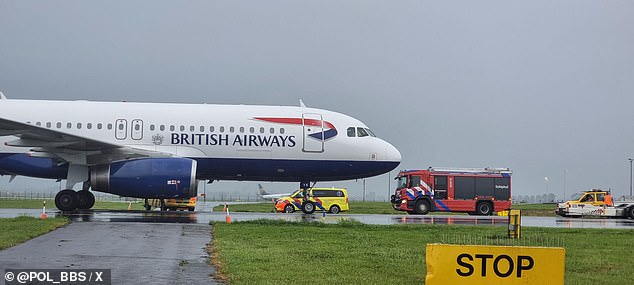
[{"left": 0, "top": 99, "right": 401, "bottom": 183}]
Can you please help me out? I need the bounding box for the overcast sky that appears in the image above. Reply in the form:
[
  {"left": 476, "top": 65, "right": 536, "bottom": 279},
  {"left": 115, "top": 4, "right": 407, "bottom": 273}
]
[{"left": 1, "top": 1, "right": 633, "bottom": 200}]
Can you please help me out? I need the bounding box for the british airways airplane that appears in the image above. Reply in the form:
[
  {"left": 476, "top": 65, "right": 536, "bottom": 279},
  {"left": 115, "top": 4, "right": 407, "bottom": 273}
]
[{"left": 0, "top": 94, "right": 401, "bottom": 212}]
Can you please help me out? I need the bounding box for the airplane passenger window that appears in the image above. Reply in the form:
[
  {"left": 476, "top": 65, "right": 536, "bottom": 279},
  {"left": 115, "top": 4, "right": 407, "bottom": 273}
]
[
  {"left": 150, "top": 125, "right": 155, "bottom": 131},
  {"left": 107, "top": 123, "right": 113, "bottom": 130},
  {"left": 97, "top": 123, "right": 102, "bottom": 130},
  {"left": 67, "top": 122, "right": 72, "bottom": 129},
  {"left": 239, "top": 127, "right": 244, "bottom": 133},
  {"left": 190, "top": 126, "right": 195, "bottom": 132},
  {"left": 180, "top": 125, "right": 185, "bottom": 132},
  {"left": 209, "top": 126, "right": 214, "bottom": 132},
  {"left": 118, "top": 124, "right": 123, "bottom": 131},
  {"left": 250, "top": 127, "right": 255, "bottom": 133},
  {"left": 200, "top": 126, "right": 204, "bottom": 132},
  {"left": 347, "top": 127, "right": 356, "bottom": 137},
  {"left": 87, "top": 123, "right": 92, "bottom": 129},
  {"left": 27, "top": 121, "right": 31, "bottom": 124},
  {"left": 230, "top": 127, "right": 235, "bottom": 133},
  {"left": 56, "top": 122, "right": 62, "bottom": 128},
  {"left": 36, "top": 122, "right": 41, "bottom": 126},
  {"left": 159, "top": 125, "right": 165, "bottom": 131},
  {"left": 77, "top": 123, "right": 82, "bottom": 129},
  {"left": 220, "top": 126, "right": 225, "bottom": 133},
  {"left": 135, "top": 125, "right": 140, "bottom": 131},
  {"left": 170, "top": 125, "right": 175, "bottom": 131},
  {"left": 46, "top": 122, "right": 51, "bottom": 128},
  {"left": 280, "top": 128, "right": 285, "bottom": 134},
  {"left": 260, "top": 127, "right": 265, "bottom": 134},
  {"left": 270, "top": 128, "right": 275, "bottom": 134},
  {"left": 357, "top": 127, "right": 369, "bottom": 137}
]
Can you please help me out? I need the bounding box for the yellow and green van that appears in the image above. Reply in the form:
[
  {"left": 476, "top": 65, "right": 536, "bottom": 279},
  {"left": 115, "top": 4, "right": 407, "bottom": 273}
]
[{"left": 274, "top": 187, "right": 349, "bottom": 214}]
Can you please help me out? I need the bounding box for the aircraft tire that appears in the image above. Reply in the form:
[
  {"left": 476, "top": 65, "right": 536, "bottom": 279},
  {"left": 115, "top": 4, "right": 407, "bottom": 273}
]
[
  {"left": 55, "top": 190, "right": 78, "bottom": 211},
  {"left": 301, "top": 202, "right": 315, "bottom": 214},
  {"left": 76, "top": 191, "right": 95, "bottom": 209}
]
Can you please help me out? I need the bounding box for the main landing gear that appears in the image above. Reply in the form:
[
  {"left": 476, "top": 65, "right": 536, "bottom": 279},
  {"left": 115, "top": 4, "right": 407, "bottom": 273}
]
[{"left": 55, "top": 189, "right": 95, "bottom": 211}]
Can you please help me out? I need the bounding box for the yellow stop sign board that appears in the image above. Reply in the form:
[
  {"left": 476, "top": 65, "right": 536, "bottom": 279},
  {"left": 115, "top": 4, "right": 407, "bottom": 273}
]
[{"left": 426, "top": 244, "right": 565, "bottom": 285}]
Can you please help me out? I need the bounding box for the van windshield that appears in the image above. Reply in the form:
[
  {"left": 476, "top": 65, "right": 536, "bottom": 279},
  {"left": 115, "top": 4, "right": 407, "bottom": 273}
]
[{"left": 291, "top": 190, "right": 304, "bottom": 198}]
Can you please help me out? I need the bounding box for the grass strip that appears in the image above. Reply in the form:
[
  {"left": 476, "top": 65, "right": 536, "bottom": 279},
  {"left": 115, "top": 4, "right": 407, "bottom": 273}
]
[
  {"left": 0, "top": 199, "right": 146, "bottom": 210},
  {"left": 211, "top": 220, "right": 633, "bottom": 285},
  {"left": 215, "top": 201, "right": 556, "bottom": 216},
  {"left": 0, "top": 216, "right": 70, "bottom": 249}
]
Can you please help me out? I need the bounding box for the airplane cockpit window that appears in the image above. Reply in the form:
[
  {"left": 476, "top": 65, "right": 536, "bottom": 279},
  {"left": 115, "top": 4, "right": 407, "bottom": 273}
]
[
  {"left": 365, "top": 128, "right": 376, "bottom": 137},
  {"left": 347, "top": 127, "right": 356, "bottom": 137},
  {"left": 357, "top": 127, "right": 369, "bottom": 137}
]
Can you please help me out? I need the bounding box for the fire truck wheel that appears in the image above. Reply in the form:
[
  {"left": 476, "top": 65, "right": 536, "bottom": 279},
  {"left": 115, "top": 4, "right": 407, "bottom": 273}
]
[
  {"left": 628, "top": 207, "right": 634, "bottom": 219},
  {"left": 284, "top": 204, "right": 295, "bottom": 213},
  {"left": 414, "top": 200, "right": 430, "bottom": 215},
  {"left": 476, "top": 202, "right": 493, "bottom": 216},
  {"left": 301, "top": 202, "right": 315, "bottom": 214}
]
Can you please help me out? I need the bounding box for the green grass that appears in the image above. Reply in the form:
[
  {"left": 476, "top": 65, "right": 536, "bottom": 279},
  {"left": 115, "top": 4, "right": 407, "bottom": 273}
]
[
  {"left": 211, "top": 220, "right": 634, "bottom": 285},
  {"left": 215, "top": 201, "right": 556, "bottom": 216},
  {"left": 0, "top": 199, "right": 147, "bottom": 210},
  {"left": 0, "top": 216, "right": 70, "bottom": 249}
]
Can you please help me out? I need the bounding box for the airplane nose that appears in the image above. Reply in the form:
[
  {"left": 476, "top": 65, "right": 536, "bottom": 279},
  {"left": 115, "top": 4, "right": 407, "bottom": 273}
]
[{"left": 385, "top": 141, "right": 402, "bottom": 163}]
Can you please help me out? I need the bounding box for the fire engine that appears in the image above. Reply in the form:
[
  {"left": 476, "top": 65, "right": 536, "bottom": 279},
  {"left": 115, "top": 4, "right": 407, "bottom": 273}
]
[
  {"left": 555, "top": 189, "right": 634, "bottom": 218},
  {"left": 390, "top": 167, "right": 512, "bottom": 215}
]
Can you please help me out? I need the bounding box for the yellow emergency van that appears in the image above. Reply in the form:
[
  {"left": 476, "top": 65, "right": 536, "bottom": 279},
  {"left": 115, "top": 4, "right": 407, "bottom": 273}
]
[
  {"left": 149, "top": 197, "right": 196, "bottom": 211},
  {"left": 274, "top": 188, "right": 349, "bottom": 214}
]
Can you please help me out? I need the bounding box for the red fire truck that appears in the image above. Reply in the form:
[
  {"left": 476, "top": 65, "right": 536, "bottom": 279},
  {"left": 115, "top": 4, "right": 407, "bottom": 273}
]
[{"left": 390, "top": 167, "right": 512, "bottom": 215}]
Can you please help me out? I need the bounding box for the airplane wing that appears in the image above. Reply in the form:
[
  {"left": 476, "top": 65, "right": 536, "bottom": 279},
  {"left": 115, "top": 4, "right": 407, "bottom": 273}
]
[{"left": 0, "top": 117, "right": 172, "bottom": 165}]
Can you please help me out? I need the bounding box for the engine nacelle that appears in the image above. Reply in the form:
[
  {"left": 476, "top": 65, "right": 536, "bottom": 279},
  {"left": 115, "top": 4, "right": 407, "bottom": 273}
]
[{"left": 90, "top": 158, "right": 198, "bottom": 199}]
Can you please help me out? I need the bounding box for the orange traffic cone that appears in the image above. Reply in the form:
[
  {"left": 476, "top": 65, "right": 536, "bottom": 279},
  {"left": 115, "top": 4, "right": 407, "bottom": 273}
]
[
  {"left": 127, "top": 201, "right": 132, "bottom": 211},
  {"left": 41, "top": 201, "right": 47, "bottom": 219},
  {"left": 225, "top": 206, "right": 232, "bottom": 224}
]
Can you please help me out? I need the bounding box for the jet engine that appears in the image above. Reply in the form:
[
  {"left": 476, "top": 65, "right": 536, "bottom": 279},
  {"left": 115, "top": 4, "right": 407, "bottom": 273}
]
[{"left": 90, "top": 158, "right": 198, "bottom": 198}]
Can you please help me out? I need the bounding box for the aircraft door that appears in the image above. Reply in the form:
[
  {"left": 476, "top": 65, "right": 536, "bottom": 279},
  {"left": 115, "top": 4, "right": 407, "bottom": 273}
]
[
  {"left": 302, "top": 113, "right": 324, "bottom": 152},
  {"left": 131, "top": 119, "right": 143, "bottom": 140},
  {"left": 115, "top": 119, "right": 127, "bottom": 140}
]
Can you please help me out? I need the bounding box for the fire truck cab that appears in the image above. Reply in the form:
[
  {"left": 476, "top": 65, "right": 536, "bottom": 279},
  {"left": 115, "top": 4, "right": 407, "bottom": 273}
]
[{"left": 390, "top": 167, "right": 512, "bottom": 215}]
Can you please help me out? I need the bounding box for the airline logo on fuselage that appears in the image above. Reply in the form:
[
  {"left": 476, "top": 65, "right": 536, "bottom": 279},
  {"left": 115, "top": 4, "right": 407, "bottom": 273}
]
[
  {"left": 170, "top": 133, "right": 296, "bottom": 147},
  {"left": 253, "top": 117, "right": 338, "bottom": 141}
]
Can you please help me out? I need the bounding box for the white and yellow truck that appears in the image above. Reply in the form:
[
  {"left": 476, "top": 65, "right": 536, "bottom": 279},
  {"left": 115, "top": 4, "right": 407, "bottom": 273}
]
[{"left": 555, "top": 189, "right": 634, "bottom": 219}]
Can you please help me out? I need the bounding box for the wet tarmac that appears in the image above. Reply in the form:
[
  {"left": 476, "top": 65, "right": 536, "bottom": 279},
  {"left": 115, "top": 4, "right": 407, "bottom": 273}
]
[
  {"left": 2, "top": 203, "right": 634, "bottom": 229},
  {"left": 0, "top": 222, "right": 219, "bottom": 284}
]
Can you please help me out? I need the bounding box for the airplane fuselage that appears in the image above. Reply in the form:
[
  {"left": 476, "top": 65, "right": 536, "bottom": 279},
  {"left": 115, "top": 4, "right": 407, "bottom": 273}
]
[{"left": 0, "top": 99, "right": 401, "bottom": 185}]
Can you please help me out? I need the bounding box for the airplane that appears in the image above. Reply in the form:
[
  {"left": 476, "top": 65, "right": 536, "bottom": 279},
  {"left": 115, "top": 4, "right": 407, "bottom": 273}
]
[
  {"left": 256, "top": 184, "right": 291, "bottom": 200},
  {"left": 0, "top": 93, "right": 401, "bottom": 213}
]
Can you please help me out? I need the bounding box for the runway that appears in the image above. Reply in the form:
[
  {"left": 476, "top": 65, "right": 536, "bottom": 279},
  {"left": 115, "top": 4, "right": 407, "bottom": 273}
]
[
  {"left": 2, "top": 203, "right": 634, "bottom": 229},
  {"left": 0, "top": 222, "right": 219, "bottom": 285}
]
